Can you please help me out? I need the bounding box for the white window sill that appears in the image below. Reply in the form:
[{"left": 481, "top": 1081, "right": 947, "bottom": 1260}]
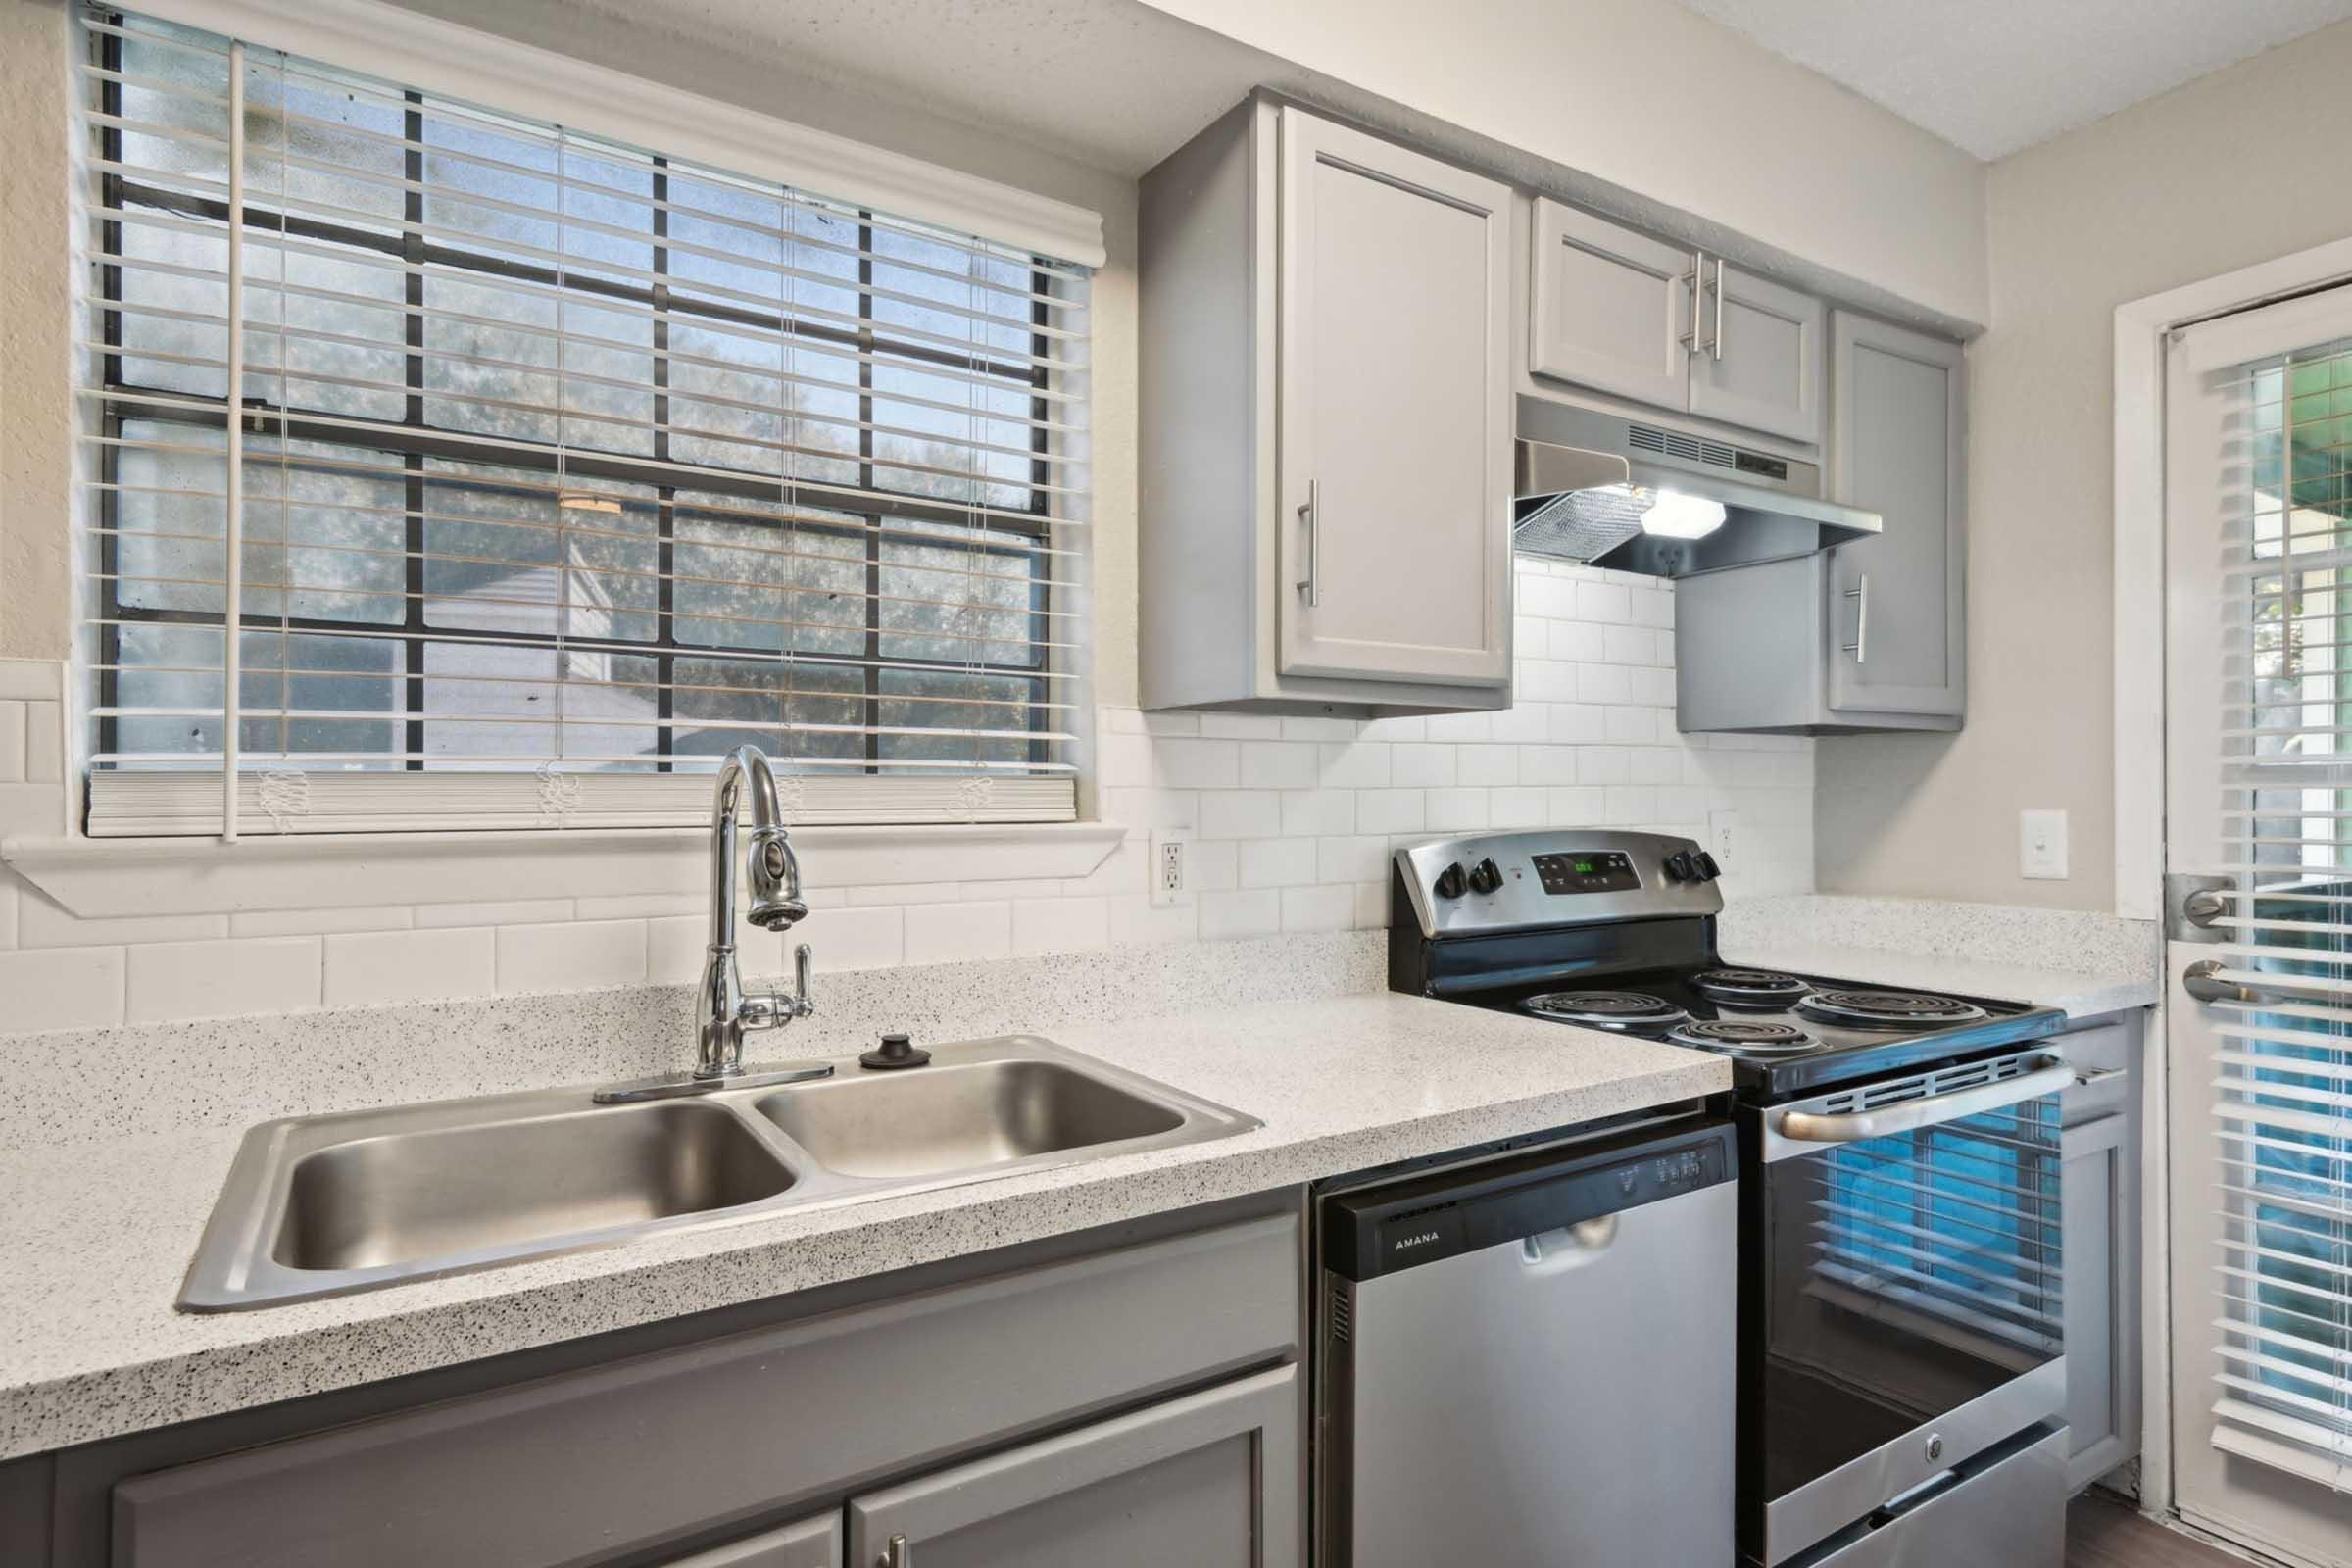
[{"left": 1, "top": 822, "right": 1127, "bottom": 920}]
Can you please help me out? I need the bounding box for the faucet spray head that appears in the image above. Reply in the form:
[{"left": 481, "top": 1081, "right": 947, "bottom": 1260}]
[{"left": 746, "top": 827, "right": 807, "bottom": 931}]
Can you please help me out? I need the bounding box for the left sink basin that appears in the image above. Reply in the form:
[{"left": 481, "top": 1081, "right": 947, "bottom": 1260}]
[
  {"left": 274, "top": 1101, "right": 796, "bottom": 1272},
  {"left": 180, "top": 1089, "right": 817, "bottom": 1312}
]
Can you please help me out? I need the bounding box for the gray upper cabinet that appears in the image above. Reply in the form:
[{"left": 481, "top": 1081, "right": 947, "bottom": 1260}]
[
  {"left": 848, "top": 1366, "right": 1300, "bottom": 1568},
  {"left": 1141, "top": 98, "right": 1513, "bottom": 713},
  {"left": 1528, "top": 200, "right": 1693, "bottom": 411},
  {"left": 1690, "top": 265, "right": 1825, "bottom": 446},
  {"left": 1825, "top": 312, "right": 1966, "bottom": 719},
  {"left": 1675, "top": 309, "right": 1966, "bottom": 734},
  {"left": 1528, "top": 199, "right": 1824, "bottom": 447}
]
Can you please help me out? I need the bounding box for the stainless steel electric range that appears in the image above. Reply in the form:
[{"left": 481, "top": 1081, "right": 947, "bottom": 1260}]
[{"left": 1389, "top": 829, "right": 2077, "bottom": 1568}]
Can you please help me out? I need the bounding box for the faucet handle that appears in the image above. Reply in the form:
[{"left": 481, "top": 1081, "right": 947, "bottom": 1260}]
[{"left": 743, "top": 945, "right": 816, "bottom": 1030}]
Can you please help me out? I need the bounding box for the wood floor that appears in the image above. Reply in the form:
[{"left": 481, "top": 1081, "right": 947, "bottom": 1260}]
[{"left": 2070, "top": 1494, "right": 2248, "bottom": 1567}]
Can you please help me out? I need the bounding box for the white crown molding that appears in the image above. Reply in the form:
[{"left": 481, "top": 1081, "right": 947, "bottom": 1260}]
[
  {"left": 109, "top": 0, "right": 1107, "bottom": 268},
  {"left": 2, "top": 821, "right": 1125, "bottom": 917}
]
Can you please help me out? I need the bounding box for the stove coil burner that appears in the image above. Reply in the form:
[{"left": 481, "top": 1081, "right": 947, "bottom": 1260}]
[
  {"left": 1665, "top": 1019, "right": 1818, "bottom": 1058},
  {"left": 1796, "top": 989, "right": 1989, "bottom": 1028},
  {"left": 1690, "top": 968, "right": 1812, "bottom": 1006},
  {"left": 1521, "top": 990, "right": 1690, "bottom": 1032}
]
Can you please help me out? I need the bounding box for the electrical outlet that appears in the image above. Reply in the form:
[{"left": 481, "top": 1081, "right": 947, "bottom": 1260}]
[
  {"left": 1149, "top": 827, "right": 1195, "bottom": 908},
  {"left": 1707, "top": 808, "right": 1740, "bottom": 869},
  {"left": 2020, "top": 809, "right": 2070, "bottom": 880}
]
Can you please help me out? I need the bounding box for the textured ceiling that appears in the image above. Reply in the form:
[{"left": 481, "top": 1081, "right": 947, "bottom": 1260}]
[{"left": 1676, "top": 0, "right": 2352, "bottom": 158}]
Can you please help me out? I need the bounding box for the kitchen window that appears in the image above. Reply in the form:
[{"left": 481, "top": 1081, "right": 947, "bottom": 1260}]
[{"left": 75, "top": 9, "right": 1091, "bottom": 836}]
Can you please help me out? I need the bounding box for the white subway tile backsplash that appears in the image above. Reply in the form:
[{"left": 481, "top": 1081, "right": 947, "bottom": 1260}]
[
  {"left": 1201, "top": 789, "right": 1284, "bottom": 840},
  {"left": 904, "top": 901, "right": 1011, "bottom": 965},
  {"left": 127, "top": 937, "right": 320, "bottom": 1023},
  {"left": 0, "top": 946, "right": 123, "bottom": 1031},
  {"left": 1240, "top": 740, "right": 1320, "bottom": 789},
  {"left": 0, "top": 557, "right": 1813, "bottom": 1035},
  {"left": 497, "top": 920, "right": 647, "bottom": 995},
  {"left": 1281, "top": 883, "right": 1354, "bottom": 933},
  {"left": 1280, "top": 789, "right": 1355, "bottom": 838},
  {"left": 324, "top": 928, "right": 496, "bottom": 1007},
  {"left": 1354, "top": 789, "right": 1426, "bottom": 835},
  {"left": 417, "top": 899, "right": 575, "bottom": 930},
  {"left": 1199, "top": 888, "right": 1281, "bottom": 941},
  {"left": 1392, "top": 744, "right": 1457, "bottom": 788},
  {"left": 1012, "top": 896, "right": 1109, "bottom": 956}
]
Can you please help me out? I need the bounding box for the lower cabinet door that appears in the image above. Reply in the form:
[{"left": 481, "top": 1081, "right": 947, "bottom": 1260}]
[
  {"left": 662, "top": 1514, "right": 841, "bottom": 1568},
  {"left": 847, "top": 1366, "right": 1298, "bottom": 1568},
  {"left": 2063, "top": 1110, "right": 2139, "bottom": 1490}
]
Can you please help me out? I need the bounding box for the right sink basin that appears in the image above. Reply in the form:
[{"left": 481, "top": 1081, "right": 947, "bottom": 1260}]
[{"left": 752, "top": 1057, "right": 1188, "bottom": 1179}]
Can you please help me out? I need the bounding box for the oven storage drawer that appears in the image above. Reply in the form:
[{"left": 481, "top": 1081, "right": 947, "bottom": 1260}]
[{"left": 1794, "top": 1424, "right": 2069, "bottom": 1567}]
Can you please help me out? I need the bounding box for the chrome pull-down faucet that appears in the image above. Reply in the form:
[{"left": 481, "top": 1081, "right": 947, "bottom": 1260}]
[{"left": 595, "top": 745, "right": 830, "bottom": 1104}]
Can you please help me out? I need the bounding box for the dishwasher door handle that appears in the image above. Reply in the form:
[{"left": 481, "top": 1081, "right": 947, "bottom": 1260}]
[{"left": 1519, "top": 1213, "right": 1620, "bottom": 1275}]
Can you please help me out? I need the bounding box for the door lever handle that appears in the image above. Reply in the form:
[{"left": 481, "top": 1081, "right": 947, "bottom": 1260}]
[{"left": 1841, "top": 574, "right": 1869, "bottom": 662}]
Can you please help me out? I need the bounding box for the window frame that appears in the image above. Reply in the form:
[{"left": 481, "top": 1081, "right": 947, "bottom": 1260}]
[{"left": 88, "top": 15, "right": 1069, "bottom": 789}]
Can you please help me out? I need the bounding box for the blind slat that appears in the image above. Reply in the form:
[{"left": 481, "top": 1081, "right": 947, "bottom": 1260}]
[{"left": 76, "top": 7, "right": 1092, "bottom": 835}]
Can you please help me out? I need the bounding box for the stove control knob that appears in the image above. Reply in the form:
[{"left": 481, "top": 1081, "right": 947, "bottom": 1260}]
[
  {"left": 1433, "top": 861, "right": 1467, "bottom": 900},
  {"left": 1466, "top": 858, "right": 1504, "bottom": 896},
  {"left": 1694, "top": 851, "right": 1724, "bottom": 881},
  {"left": 1664, "top": 851, "right": 1698, "bottom": 882}
]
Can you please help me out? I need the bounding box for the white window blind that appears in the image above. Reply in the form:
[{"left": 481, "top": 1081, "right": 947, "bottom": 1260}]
[
  {"left": 74, "top": 8, "right": 1091, "bottom": 836},
  {"left": 2205, "top": 336, "right": 2352, "bottom": 1493}
]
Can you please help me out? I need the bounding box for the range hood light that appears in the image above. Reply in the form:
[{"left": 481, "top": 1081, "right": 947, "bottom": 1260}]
[{"left": 1640, "top": 490, "right": 1728, "bottom": 540}]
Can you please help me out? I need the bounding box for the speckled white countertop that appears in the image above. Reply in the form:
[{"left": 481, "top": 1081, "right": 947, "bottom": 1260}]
[
  {"left": 0, "top": 990, "right": 1724, "bottom": 1461},
  {"left": 1718, "top": 894, "right": 2160, "bottom": 1018}
]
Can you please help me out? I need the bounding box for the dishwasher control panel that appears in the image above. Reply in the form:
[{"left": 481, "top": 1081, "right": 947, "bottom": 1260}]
[{"left": 1321, "top": 1120, "right": 1734, "bottom": 1281}]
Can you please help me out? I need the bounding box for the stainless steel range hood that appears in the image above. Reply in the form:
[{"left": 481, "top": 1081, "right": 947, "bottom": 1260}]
[{"left": 1513, "top": 398, "right": 1880, "bottom": 578}]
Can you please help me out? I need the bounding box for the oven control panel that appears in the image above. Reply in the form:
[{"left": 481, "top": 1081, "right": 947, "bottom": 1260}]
[
  {"left": 1531, "top": 851, "right": 1641, "bottom": 895},
  {"left": 1392, "top": 830, "right": 1725, "bottom": 939}
]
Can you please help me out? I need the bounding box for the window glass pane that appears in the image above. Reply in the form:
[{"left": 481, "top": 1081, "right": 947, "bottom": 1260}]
[
  {"left": 671, "top": 656, "right": 864, "bottom": 768},
  {"left": 672, "top": 492, "right": 864, "bottom": 656},
  {"left": 878, "top": 527, "right": 1038, "bottom": 667}
]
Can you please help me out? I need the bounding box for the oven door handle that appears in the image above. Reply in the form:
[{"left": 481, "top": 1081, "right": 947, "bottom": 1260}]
[{"left": 1771, "top": 1058, "right": 2072, "bottom": 1146}]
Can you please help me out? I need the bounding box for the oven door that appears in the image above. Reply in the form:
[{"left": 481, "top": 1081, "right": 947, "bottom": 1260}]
[{"left": 1745, "top": 1046, "right": 2074, "bottom": 1568}]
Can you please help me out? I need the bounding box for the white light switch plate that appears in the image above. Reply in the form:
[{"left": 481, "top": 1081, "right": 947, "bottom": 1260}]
[{"left": 2020, "top": 809, "right": 2069, "bottom": 880}]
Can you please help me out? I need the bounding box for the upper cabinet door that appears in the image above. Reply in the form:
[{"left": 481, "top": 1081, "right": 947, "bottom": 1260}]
[
  {"left": 1690, "top": 264, "right": 1825, "bottom": 444},
  {"left": 1825, "top": 312, "right": 1967, "bottom": 717},
  {"left": 1528, "top": 198, "right": 1693, "bottom": 410},
  {"left": 1276, "top": 111, "right": 1512, "bottom": 686}
]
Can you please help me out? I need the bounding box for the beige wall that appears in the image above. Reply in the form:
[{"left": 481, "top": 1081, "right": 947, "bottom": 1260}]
[
  {"left": 1140, "top": 0, "right": 1988, "bottom": 327},
  {"left": 1816, "top": 18, "right": 2352, "bottom": 911},
  {"left": 0, "top": 0, "right": 73, "bottom": 662}
]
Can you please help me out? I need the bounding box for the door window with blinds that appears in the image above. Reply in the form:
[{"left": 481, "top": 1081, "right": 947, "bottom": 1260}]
[
  {"left": 2178, "top": 319, "right": 2352, "bottom": 1498},
  {"left": 76, "top": 9, "right": 1090, "bottom": 835}
]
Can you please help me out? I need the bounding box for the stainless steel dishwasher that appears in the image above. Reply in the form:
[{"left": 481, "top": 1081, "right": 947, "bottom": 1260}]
[{"left": 1313, "top": 1116, "right": 1738, "bottom": 1567}]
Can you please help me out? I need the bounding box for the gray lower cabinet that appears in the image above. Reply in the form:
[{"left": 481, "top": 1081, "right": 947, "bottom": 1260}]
[
  {"left": 92, "top": 1207, "right": 1300, "bottom": 1568},
  {"left": 849, "top": 1366, "right": 1299, "bottom": 1568},
  {"left": 2057, "top": 1016, "right": 2144, "bottom": 1493},
  {"left": 1140, "top": 95, "right": 1514, "bottom": 713},
  {"left": 1675, "top": 309, "right": 1965, "bottom": 734},
  {"left": 663, "top": 1515, "right": 841, "bottom": 1568}
]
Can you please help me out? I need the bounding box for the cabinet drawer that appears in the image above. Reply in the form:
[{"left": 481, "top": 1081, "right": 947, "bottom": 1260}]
[
  {"left": 848, "top": 1365, "right": 1300, "bottom": 1568},
  {"left": 113, "top": 1213, "right": 1298, "bottom": 1568},
  {"left": 660, "top": 1514, "right": 840, "bottom": 1568}
]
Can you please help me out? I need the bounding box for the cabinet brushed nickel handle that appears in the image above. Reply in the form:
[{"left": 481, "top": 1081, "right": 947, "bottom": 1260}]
[
  {"left": 1841, "top": 574, "right": 1869, "bottom": 662},
  {"left": 879, "top": 1534, "right": 910, "bottom": 1568},
  {"left": 1296, "top": 479, "right": 1320, "bottom": 608},
  {"left": 1679, "top": 250, "right": 1706, "bottom": 353},
  {"left": 1713, "top": 255, "right": 1727, "bottom": 362},
  {"left": 2074, "top": 1066, "right": 2128, "bottom": 1088}
]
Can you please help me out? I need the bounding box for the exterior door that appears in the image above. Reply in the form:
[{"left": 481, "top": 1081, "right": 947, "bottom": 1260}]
[
  {"left": 1527, "top": 197, "right": 1695, "bottom": 410},
  {"left": 1276, "top": 111, "right": 1511, "bottom": 687},
  {"left": 1826, "top": 313, "right": 1967, "bottom": 718},
  {"left": 1690, "top": 263, "right": 1826, "bottom": 445},
  {"left": 846, "top": 1367, "right": 1299, "bottom": 1567},
  {"left": 2164, "top": 289, "right": 2352, "bottom": 1567}
]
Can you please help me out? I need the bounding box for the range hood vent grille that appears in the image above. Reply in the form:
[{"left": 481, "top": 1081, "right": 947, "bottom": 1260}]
[{"left": 1627, "top": 422, "right": 1738, "bottom": 471}]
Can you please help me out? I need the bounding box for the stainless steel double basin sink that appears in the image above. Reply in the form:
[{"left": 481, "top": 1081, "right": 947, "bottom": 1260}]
[{"left": 180, "top": 1036, "right": 1260, "bottom": 1312}]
